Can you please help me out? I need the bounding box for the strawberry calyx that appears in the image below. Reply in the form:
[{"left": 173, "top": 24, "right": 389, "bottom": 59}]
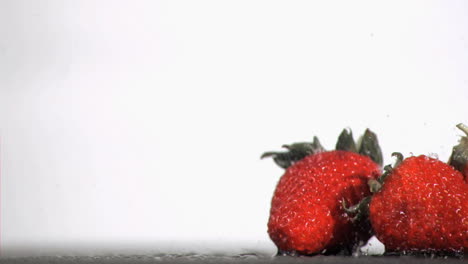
[
  {"left": 342, "top": 196, "right": 372, "bottom": 222},
  {"left": 336, "top": 128, "right": 357, "bottom": 153},
  {"left": 261, "top": 136, "right": 325, "bottom": 169},
  {"left": 359, "top": 129, "right": 384, "bottom": 167},
  {"left": 372, "top": 152, "right": 404, "bottom": 190},
  {"left": 336, "top": 128, "right": 383, "bottom": 167},
  {"left": 262, "top": 128, "right": 383, "bottom": 169},
  {"left": 449, "top": 123, "right": 468, "bottom": 178}
]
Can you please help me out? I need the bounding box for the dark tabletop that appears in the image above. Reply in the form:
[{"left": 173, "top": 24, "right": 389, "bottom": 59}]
[{"left": 0, "top": 254, "right": 465, "bottom": 264}]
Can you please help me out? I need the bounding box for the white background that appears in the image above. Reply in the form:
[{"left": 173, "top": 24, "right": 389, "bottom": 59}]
[{"left": 1, "top": 0, "right": 468, "bottom": 255}]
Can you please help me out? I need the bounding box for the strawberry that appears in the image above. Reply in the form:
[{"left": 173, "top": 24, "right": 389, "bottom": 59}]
[
  {"left": 262, "top": 129, "right": 382, "bottom": 255},
  {"left": 368, "top": 153, "right": 468, "bottom": 254},
  {"left": 449, "top": 123, "right": 468, "bottom": 180}
]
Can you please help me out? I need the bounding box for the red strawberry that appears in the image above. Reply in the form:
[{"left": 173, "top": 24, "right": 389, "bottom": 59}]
[
  {"left": 263, "top": 129, "right": 382, "bottom": 255},
  {"left": 368, "top": 154, "right": 468, "bottom": 254},
  {"left": 449, "top": 123, "right": 468, "bottom": 180}
]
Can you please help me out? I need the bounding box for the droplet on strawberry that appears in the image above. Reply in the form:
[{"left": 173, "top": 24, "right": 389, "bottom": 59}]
[{"left": 449, "top": 123, "right": 468, "bottom": 180}]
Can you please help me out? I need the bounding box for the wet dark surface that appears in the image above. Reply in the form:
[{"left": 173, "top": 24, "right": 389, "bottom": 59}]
[{"left": 0, "top": 254, "right": 465, "bottom": 264}]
